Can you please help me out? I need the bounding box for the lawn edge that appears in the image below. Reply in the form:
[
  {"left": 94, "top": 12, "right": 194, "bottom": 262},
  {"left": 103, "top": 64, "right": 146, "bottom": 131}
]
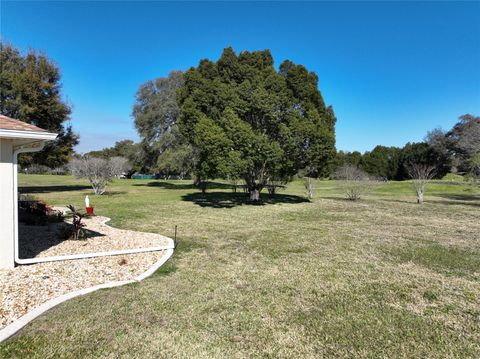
[{"left": 0, "top": 239, "right": 174, "bottom": 343}]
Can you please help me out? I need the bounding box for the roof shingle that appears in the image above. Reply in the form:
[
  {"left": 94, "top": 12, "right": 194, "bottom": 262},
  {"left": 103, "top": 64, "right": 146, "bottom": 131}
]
[{"left": 0, "top": 115, "right": 48, "bottom": 133}]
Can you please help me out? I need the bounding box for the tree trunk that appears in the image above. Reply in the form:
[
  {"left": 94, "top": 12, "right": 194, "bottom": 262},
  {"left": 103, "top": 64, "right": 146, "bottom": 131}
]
[
  {"left": 416, "top": 190, "right": 424, "bottom": 204},
  {"left": 249, "top": 188, "right": 260, "bottom": 201},
  {"left": 193, "top": 176, "right": 201, "bottom": 187}
]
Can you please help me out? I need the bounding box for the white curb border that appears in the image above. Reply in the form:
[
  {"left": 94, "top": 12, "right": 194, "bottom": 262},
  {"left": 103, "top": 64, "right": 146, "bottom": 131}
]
[{"left": 0, "top": 238, "right": 175, "bottom": 343}]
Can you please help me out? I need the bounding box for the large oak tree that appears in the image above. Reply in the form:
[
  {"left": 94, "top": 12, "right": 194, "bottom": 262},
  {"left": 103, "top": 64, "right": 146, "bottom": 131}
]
[
  {"left": 178, "top": 48, "right": 336, "bottom": 200},
  {"left": 0, "top": 42, "right": 79, "bottom": 168},
  {"left": 133, "top": 71, "right": 194, "bottom": 176}
]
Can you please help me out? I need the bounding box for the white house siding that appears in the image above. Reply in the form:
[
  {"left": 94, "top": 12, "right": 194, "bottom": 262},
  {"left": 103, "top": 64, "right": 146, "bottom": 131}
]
[{"left": 0, "top": 138, "right": 15, "bottom": 269}]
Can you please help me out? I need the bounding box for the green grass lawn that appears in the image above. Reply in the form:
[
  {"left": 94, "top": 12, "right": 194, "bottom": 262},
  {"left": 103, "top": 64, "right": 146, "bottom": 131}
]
[{"left": 1, "top": 175, "right": 479, "bottom": 358}]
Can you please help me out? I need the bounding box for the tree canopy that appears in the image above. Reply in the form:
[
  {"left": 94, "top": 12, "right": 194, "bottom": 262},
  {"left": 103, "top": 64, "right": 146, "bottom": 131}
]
[
  {"left": 426, "top": 114, "right": 480, "bottom": 173},
  {"left": 177, "top": 47, "right": 336, "bottom": 200},
  {"left": 334, "top": 142, "right": 449, "bottom": 181},
  {"left": 0, "top": 42, "right": 79, "bottom": 168},
  {"left": 132, "top": 71, "right": 194, "bottom": 176},
  {"left": 85, "top": 139, "right": 142, "bottom": 175},
  {"left": 360, "top": 146, "right": 402, "bottom": 180}
]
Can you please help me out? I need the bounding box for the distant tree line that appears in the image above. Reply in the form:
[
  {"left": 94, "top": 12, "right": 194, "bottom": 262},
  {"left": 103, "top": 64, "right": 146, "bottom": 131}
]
[{"left": 334, "top": 114, "right": 479, "bottom": 181}]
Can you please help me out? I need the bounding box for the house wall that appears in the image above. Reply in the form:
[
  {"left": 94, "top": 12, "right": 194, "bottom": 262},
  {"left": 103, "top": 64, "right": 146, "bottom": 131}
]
[{"left": 0, "top": 138, "right": 15, "bottom": 269}]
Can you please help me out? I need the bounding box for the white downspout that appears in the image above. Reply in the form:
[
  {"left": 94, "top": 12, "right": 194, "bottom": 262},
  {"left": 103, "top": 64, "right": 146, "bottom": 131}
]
[{"left": 13, "top": 144, "right": 175, "bottom": 265}]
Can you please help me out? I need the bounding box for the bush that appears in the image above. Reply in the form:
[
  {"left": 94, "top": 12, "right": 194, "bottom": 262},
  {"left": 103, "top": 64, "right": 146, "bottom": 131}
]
[
  {"left": 441, "top": 173, "right": 465, "bottom": 182},
  {"left": 334, "top": 165, "right": 378, "bottom": 201},
  {"left": 71, "top": 156, "right": 131, "bottom": 195},
  {"left": 18, "top": 198, "right": 64, "bottom": 226},
  {"left": 50, "top": 166, "right": 70, "bottom": 175},
  {"left": 20, "top": 164, "right": 70, "bottom": 175},
  {"left": 23, "top": 164, "right": 51, "bottom": 174}
]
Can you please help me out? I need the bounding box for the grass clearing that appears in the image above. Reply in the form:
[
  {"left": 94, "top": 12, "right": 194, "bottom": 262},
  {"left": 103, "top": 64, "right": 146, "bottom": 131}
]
[{"left": 1, "top": 175, "right": 479, "bottom": 358}]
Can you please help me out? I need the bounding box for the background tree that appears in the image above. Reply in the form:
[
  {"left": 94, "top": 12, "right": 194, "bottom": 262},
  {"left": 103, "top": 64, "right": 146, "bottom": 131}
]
[
  {"left": 0, "top": 42, "right": 79, "bottom": 167},
  {"left": 178, "top": 48, "right": 336, "bottom": 200},
  {"left": 360, "top": 145, "right": 402, "bottom": 180},
  {"left": 333, "top": 150, "right": 362, "bottom": 171},
  {"left": 426, "top": 114, "right": 480, "bottom": 173},
  {"left": 132, "top": 71, "right": 194, "bottom": 174},
  {"left": 71, "top": 156, "right": 131, "bottom": 195},
  {"left": 85, "top": 139, "right": 143, "bottom": 175},
  {"left": 397, "top": 142, "right": 449, "bottom": 180},
  {"left": 407, "top": 163, "right": 436, "bottom": 204},
  {"left": 466, "top": 152, "right": 480, "bottom": 186}
]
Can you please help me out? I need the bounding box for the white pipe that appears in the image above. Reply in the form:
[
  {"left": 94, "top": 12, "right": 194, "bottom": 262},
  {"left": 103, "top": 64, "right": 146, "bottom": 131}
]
[
  {"left": 16, "top": 245, "right": 175, "bottom": 264},
  {"left": 13, "top": 143, "right": 45, "bottom": 265},
  {"left": 13, "top": 145, "right": 175, "bottom": 265}
]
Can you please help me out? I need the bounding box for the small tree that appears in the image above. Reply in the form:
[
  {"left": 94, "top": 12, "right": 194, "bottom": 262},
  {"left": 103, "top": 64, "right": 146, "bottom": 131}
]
[
  {"left": 303, "top": 177, "right": 315, "bottom": 201},
  {"left": 407, "top": 163, "right": 436, "bottom": 204},
  {"left": 71, "top": 157, "right": 131, "bottom": 195},
  {"left": 334, "top": 164, "right": 374, "bottom": 201}
]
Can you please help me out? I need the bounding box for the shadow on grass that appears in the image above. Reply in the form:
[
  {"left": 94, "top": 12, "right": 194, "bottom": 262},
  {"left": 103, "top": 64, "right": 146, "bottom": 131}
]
[
  {"left": 182, "top": 191, "right": 308, "bottom": 208},
  {"left": 133, "top": 181, "right": 231, "bottom": 190},
  {"left": 18, "top": 224, "right": 105, "bottom": 259},
  {"left": 19, "top": 185, "right": 91, "bottom": 193},
  {"left": 373, "top": 195, "right": 480, "bottom": 208},
  {"left": 437, "top": 193, "right": 480, "bottom": 202}
]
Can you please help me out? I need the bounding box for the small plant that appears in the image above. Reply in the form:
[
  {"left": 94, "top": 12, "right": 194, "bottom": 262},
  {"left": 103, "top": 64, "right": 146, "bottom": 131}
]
[{"left": 67, "top": 205, "right": 86, "bottom": 240}]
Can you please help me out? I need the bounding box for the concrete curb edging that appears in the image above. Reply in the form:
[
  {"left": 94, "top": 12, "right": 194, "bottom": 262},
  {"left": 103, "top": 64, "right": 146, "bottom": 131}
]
[
  {"left": 15, "top": 216, "right": 175, "bottom": 265},
  {"left": 0, "top": 239, "right": 174, "bottom": 343}
]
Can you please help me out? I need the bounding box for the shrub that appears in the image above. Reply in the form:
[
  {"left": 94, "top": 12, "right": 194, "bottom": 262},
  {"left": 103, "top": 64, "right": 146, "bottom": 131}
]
[
  {"left": 18, "top": 198, "right": 64, "bottom": 226},
  {"left": 71, "top": 156, "right": 131, "bottom": 195},
  {"left": 334, "top": 164, "right": 377, "bottom": 201}
]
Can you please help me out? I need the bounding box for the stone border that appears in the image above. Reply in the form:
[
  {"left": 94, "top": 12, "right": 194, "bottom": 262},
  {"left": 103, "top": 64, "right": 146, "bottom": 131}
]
[{"left": 0, "top": 239, "right": 174, "bottom": 343}]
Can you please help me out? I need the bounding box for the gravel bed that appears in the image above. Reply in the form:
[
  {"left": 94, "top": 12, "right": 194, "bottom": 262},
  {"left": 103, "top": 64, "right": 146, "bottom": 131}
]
[
  {"left": 19, "top": 216, "right": 170, "bottom": 258},
  {"left": 0, "top": 216, "right": 170, "bottom": 329}
]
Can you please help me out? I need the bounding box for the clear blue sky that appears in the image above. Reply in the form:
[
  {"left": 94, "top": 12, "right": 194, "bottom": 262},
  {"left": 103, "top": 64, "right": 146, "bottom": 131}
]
[{"left": 2, "top": 1, "right": 480, "bottom": 153}]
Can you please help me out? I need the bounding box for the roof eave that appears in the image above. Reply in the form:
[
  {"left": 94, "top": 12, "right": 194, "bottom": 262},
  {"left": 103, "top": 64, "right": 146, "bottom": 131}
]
[{"left": 0, "top": 129, "right": 58, "bottom": 141}]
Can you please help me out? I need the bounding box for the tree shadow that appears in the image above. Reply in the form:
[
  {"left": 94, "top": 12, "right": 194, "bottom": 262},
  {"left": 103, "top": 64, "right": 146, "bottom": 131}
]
[
  {"left": 104, "top": 191, "right": 128, "bottom": 196},
  {"left": 181, "top": 191, "right": 308, "bottom": 208},
  {"left": 434, "top": 193, "right": 480, "bottom": 208},
  {"left": 133, "top": 181, "right": 232, "bottom": 191},
  {"left": 437, "top": 193, "right": 480, "bottom": 202},
  {"left": 374, "top": 195, "right": 480, "bottom": 208},
  {"left": 18, "top": 222, "right": 105, "bottom": 259},
  {"left": 19, "top": 185, "right": 91, "bottom": 194}
]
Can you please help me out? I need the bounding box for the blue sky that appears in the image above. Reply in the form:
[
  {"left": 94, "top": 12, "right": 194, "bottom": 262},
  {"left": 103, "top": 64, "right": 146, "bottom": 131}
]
[{"left": 1, "top": 1, "right": 479, "bottom": 153}]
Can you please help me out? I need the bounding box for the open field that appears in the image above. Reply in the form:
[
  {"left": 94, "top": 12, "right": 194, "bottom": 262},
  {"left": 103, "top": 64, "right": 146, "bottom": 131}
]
[{"left": 1, "top": 174, "right": 479, "bottom": 358}]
